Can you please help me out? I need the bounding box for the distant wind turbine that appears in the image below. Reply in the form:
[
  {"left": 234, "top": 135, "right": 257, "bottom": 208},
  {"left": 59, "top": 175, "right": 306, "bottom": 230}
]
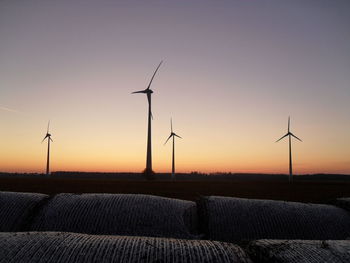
[
  {"left": 132, "top": 61, "right": 163, "bottom": 175},
  {"left": 164, "top": 118, "right": 182, "bottom": 180},
  {"left": 42, "top": 121, "right": 53, "bottom": 175},
  {"left": 276, "top": 117, "right": 302, "bottom": 183}
]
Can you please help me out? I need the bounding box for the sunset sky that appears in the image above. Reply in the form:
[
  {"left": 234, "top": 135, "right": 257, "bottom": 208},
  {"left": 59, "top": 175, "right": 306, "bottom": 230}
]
[{"left": 1, "top": 0, "right": 349, "bottom": 174}]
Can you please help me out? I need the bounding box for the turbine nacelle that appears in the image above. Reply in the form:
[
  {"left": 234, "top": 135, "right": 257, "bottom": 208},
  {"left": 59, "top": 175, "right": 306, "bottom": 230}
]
[
  {"left": 42, "top": 134, "right": 53, "bottom": 142},
  {"left": 276, "top": 132, "right": 302, "bottom": 143},
  {"left": 173, "top": 133, "right": 182, "bottom": 139},
  {"left": 164, "top": 133, "right": 182, "bottom": 145}
]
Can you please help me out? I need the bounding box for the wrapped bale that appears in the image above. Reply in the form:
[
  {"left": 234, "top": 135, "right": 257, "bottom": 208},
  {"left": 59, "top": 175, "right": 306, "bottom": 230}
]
[
  {"left": 199, "top": 196, "right": 350, "bottom": 242},
  {"left": 0, "top": 191, "right": 48, "bottom": 231},
  {"left": 0, "top": 232, "right": 253, "bottom": 263},
  {"left": 247, "top": 239, "right": 350, "bottom": 263},
  {"left": 30, "top": 193, "right": 198, "bottom": 239}
]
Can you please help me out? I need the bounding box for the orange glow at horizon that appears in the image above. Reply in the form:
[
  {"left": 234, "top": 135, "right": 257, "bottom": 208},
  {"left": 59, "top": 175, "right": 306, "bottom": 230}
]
[{"left": 1, "top": 118, "right": 349, "bottom": 175}]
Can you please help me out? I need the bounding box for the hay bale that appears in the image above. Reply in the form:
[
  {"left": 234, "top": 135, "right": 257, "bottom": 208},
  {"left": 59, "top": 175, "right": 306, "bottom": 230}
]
[
  {"left": 30, "top": 193, "right": 198, "bottom": 239},
  {"left": 0, "top": 191, "right": 48, "bottom": 231},
  {"left": 0, "top": 232, "right": 253, "bottom": 263},
  {"left": 199, "top": 196, "right": 350, "bottom": 242},
  {"left": 247, "top": 239, "right": 350, "bottom": 263},
  {"left": 335, "top": 198, "right": 350, "bottom": 212}
]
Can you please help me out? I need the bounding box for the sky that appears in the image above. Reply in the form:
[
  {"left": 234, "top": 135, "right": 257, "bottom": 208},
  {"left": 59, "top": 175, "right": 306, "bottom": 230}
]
[{"left": 1, "top": 0, "right": 349, "bottom": 174}]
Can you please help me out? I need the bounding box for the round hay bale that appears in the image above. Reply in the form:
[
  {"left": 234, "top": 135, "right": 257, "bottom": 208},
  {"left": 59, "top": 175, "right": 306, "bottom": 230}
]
[
  {"left": 247, "top": 239, "right": 350, "bottom": 263},
  {"left": 30, "top": 193, "right": 199, "bottom": 239},
  {"left": 335, "top": 198, "right": 350, "bottom": 212},
  {"left": 0, "top": 232, "right": 253, "bottom": 263},
  {"left": 0, "top": 191, "right": 48, "bottom": 231},
  {"left": 199, "top": 196, "right": 350, "bottom": 242}
]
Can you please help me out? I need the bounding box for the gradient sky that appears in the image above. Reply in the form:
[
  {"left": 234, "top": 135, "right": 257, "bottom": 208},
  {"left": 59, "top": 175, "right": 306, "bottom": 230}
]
[{"left": 1, "top": 0, "right": 349, "bottom": 174}]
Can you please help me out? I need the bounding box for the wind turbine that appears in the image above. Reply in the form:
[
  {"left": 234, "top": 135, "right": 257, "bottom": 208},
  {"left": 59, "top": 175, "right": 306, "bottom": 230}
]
[
  {"left": 42, "top": 121, "right": 53, "bottom": 175},
  {"left": 276, "top": 117, "right": 302, "bottom": 183},
  {"left": 164, "top": 118, "right": 182, "bottom": 180},
  {"left": 132, "top": 61, "right": 163, "bottom": 176}
]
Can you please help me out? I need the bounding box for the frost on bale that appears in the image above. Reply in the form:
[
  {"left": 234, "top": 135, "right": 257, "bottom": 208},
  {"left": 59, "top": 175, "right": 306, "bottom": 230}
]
[
  {"left": 0, "top": 232, "right": 253, "bottom": 263},
  {"left": 30, "top": 193, "right": 199, "bottom": 239},
  {"left": 247, "top": 239, "right": 350, "bottom": 263},
  {"left": 199, "top": 196, "right": 350, "bottom": 242},
  {"left": 0, "top": 191, "right": 49, "bottom": 232}
]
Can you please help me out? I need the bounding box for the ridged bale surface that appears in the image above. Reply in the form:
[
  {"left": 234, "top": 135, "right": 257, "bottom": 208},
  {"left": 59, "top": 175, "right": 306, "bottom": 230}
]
[
  {"left": 0, "top": 191, "right": 48, "bottom": 231},
  {"left": 0, "top": 232, "right": 252, "bottom": 263},
  {"left": 247, "top": 239, "right": 350, "bottom": 263},
  {"left": 30, "top": 194, "right": 198, "bottom": 239},
  {"left": 199, "top": 196, "right": 350, "bottom": 242},
  {"left": 335, "top": 198, "right": 350, "bottom": 212}
]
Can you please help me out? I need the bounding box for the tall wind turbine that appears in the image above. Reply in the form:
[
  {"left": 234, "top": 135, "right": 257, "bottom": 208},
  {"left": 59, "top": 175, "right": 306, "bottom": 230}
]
[
  {"left": 132, "top": 61, "right": 163, "bottom": 175},
  {"left": 164, "top": 118, "right": 182, "bottom": 180},
  {"left": 42, "top": 121, "right": 53, "bottom": 175},
  {"left": 276, "top": 117, "right": 302, "bottom": 183}
]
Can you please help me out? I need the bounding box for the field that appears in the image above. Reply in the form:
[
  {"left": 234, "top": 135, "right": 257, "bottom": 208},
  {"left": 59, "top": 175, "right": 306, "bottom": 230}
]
[{"left": 1, "top": 173, "right": 350, "bottom": 203}]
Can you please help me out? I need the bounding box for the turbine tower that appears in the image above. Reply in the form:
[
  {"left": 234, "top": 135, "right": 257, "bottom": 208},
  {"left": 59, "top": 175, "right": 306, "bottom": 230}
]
[
  {"left": 164, "top": 118, "right": 182, "bottom": 180},
  {"left": 276, "top": 117, "right": 302, "bottom": 183},
  {"left": 132, "top": 61, "right": 163, "bottom": 176},
  {"left": 42, "top": 121, "right": 53, "bottom": 175}
]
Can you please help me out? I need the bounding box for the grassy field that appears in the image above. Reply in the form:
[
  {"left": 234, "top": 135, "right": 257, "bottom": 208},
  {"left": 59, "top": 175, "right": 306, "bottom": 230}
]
[{"left": 1, "top": 175, "right": 350, "bottom": 203}]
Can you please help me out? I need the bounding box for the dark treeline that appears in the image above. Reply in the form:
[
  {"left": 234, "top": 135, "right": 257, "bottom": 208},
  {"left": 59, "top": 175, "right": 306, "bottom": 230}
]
[{"left": 0, "top": 172, "right": 350, "bottom": 182}]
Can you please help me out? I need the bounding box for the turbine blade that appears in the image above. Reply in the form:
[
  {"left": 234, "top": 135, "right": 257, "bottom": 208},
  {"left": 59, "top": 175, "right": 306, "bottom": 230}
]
[
  {"left": 276, "top": 133, "right": 288, "bottom": 143},
  {"left": 171, "top": 118, "right": 173, "bottom": 133},
  {"left": 288, "top": 116, "right": 290, "bottom": 133},
  {"left": 147, "top": 61, "right": 163, "bottom": 89},
  {"left": 50, "top": 137, "right": 53, "bottom": 142},
  {"left": 290, "top": 133, "right": 302, "bottom": 142},
  {"left": 174, "top": 134, "right": 182, "bottom": 139},
  {"left": 42, "top": 134, "right": 48, "bottom": 143},
  {"left": 132, "top": 90, "right": 146, "bottom": 94},
  {"left": 47, "top": 121, "right": 50, "bottom": 133},
  {"left": 164, "top": 134, "right": 172, "bottom": 145}
]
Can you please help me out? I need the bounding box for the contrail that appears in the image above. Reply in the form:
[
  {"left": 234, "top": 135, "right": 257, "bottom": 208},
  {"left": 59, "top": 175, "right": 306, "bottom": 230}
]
[{"left": 0, "top": 106, "right": 21, "bottom": 113}]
